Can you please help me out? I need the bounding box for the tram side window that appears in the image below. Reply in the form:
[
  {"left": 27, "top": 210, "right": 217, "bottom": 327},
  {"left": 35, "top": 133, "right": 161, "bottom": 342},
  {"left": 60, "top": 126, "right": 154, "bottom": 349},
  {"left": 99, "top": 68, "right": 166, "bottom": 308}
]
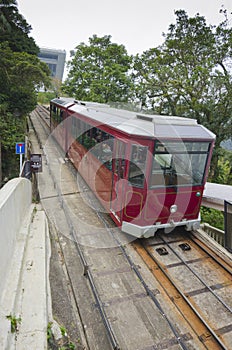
[
  {"left": 59, "top": 109, "right": 63, "bottom": 122},
  {"left": 51, "top": 104, "right": 57, "bottom": 121},
  {"left": 90, "top": 128, "right": 114, "bottom": 171},
  {"left": 114, "top": 140, "right": 126, "bottom": 178},
  {"left": 51, "top": 106, "right": 64, "bottom": 123},
  {"left": 52, "top": 104, "right": 56, "bottom": 115},
  {"left": 77, "top": 122, "right": 96, "bottom": 150},
  {"left": 75, "top": 123, "right": 114, "bottom": 171},
  {"left": 55, "top": 107, "right": 59, "bottom": 122},
  {"left": 129, "top": 145, "right": 147, "bottom": 187},
  {"left": 71, "top": 116, "right": 78, "bottom": 139}
]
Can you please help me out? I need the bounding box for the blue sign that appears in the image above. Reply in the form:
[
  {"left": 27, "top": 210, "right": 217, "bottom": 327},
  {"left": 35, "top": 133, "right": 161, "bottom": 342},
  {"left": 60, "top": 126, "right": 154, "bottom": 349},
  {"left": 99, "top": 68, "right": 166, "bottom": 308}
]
[{"left": 16, "top": 142, "right": 25, "bottom": 154}]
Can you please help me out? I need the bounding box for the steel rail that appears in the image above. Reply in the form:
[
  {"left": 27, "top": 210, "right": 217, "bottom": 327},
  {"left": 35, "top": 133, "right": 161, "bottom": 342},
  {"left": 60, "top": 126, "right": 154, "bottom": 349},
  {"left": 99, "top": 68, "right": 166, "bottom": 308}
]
[
  {"left": 47, "top": 219, "right": 91, "bottom": 350},
  {"left": 134, "top": 241, "right": 222, "bottom": 350},
  {"left": 97, "top": 212, "right": 190, "bottom": 350},
  {"left": 190, "top": 232, "right": 232, "bottom": 275},
  {"left": 61, "top": 129, "right": 192, "bottom": 349}
]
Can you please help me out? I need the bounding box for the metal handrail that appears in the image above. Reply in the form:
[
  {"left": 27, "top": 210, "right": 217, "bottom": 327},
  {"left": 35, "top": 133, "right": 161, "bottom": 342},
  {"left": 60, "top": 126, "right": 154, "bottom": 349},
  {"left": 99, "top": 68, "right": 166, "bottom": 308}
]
[{"left": 201, "top": 223, "right": 225, "bottom": 246}]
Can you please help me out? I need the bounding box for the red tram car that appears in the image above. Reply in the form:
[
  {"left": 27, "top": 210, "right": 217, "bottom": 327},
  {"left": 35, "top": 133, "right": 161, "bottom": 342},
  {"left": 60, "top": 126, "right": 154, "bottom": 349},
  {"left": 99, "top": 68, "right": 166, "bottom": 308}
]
[{"left": 50, "top": 97, "right": 215, "bottom": 238}]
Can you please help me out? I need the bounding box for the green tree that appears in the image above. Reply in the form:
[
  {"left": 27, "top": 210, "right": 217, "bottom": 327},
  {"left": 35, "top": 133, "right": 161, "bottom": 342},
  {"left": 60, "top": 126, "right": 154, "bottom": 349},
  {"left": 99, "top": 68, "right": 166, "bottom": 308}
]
[
  {"left": 0, "top": 42, "right": 50, "bottom": 183},
  {"left": 0, "top": 0, "right": 38, "bottom": 54},
  {"left": 0, "top": 2, "right": 51, "bottom": 183},
  {"left": 133, "top": 10, "right": 232, "bottom": 181},
  {"left": 0, "top": 42, "right": 50, "bottom": 115},
  {"left": 201, "top": 206, "right": 224, "bottom": 230},
  {"left": 62, "top": 34, "right": 133, "bottom": 103},
  {"left": 0, "top": 1, "right": 50, "bottom": 114},
  {"left": 216, "top": 148, "right": 232, "bottom": 184},
  {"left": 0, "top": 110, "right": 26, "bottom": 182}
]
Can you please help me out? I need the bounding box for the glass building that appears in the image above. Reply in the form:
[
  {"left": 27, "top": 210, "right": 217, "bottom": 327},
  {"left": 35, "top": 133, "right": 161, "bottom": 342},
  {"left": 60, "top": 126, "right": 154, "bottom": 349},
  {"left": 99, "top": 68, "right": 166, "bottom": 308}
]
[{"left": 38, "top": 48, "right": 66, "bottom": 81}]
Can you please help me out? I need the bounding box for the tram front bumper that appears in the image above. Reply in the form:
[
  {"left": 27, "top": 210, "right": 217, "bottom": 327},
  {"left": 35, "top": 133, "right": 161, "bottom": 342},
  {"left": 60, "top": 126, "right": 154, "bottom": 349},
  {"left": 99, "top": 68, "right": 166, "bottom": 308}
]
[{"left": 121, "top": 217, "right": 201, "bottom": 239}]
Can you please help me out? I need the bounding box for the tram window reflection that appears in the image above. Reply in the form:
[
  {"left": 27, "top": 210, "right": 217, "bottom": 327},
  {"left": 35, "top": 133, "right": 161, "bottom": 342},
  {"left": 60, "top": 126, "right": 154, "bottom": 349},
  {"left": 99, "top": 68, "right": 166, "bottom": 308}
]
[{"left": 129, "top": 145, "right": 148, "bottom": 187}]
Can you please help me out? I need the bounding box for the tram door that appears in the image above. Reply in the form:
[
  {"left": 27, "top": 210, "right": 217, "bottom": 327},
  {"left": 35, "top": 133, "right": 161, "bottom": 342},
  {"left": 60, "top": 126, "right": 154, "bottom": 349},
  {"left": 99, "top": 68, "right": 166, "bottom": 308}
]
[{"left": 111, "top": 140, "right": 127, "bottom": 223}]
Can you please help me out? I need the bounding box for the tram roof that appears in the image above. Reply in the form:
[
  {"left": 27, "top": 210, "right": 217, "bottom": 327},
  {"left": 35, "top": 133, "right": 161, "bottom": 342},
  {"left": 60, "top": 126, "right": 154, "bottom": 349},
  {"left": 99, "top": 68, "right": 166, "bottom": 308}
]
[
  {"left": 52, "top": 98, "right": 216, "bottom": 140},
  {"left": 51, "top": 97, "right": 75, "bottom": 108}
]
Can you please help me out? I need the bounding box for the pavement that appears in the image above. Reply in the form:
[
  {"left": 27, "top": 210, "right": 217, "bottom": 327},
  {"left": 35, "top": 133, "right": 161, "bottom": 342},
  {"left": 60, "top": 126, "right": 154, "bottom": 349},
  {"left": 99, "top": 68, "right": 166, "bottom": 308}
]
[{"left": 0, "top": 204, "right": 51, "bottom": 350}]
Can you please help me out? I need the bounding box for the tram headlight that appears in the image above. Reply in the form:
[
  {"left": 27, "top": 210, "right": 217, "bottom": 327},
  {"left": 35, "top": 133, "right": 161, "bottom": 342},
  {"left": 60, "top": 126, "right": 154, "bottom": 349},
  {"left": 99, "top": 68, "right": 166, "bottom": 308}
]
[{"left": 170, "top": 205, "right": 177, "bottom": 214}]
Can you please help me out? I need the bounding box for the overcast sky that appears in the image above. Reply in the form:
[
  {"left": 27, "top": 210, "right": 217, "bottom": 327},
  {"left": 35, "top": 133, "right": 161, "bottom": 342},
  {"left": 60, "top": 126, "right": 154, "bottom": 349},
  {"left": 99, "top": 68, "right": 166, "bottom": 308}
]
[{"left": 17, "top": 0, "right": 232, "bottom": 60}]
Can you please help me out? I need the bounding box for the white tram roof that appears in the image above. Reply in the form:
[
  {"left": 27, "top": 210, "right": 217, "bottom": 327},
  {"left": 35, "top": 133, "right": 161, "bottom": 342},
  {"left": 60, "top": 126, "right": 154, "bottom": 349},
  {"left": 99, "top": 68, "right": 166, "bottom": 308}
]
[
  {"left": 53, "top": 97, "right": 216, "bottom": 140},
  {"left": 52, "top": 97, "right": 75, "bottom": 108}
]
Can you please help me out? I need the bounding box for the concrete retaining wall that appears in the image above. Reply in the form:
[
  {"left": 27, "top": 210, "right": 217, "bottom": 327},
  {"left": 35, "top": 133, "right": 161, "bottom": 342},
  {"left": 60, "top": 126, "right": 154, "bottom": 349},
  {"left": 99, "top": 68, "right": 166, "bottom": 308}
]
[{"left": 0, "top": 178, "right": 31, "bottom": 293}]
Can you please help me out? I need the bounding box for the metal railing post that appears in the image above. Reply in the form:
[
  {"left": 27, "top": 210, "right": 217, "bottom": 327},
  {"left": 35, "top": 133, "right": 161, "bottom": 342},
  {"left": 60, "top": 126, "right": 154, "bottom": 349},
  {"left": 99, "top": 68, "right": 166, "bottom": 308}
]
[{"left": 224, "top": 200, "right": 232, "bottom": 253}]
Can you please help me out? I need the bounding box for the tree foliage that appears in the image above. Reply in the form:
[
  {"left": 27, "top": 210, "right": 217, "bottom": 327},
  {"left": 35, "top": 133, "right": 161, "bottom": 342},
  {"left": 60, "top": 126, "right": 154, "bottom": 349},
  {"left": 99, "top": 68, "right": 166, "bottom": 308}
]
[
  {"left": 132, "top": 10, "right": 232, "bottom": 181},
  {"left": 0, "top": 0, "right": 38, "bottom": 54},
  {"left": 0, "top": 42, "right": 50, "bottom": 182},
  {"left": 0, "top": 1, "right": 51, "bottom": 115},
  {"left": 0, "top": 42, "right": 50, "bottom": 115},
  {"left": 62, "top": 35, "right": 133, "bottom": 103},
  {"left": 200, "top": 206, "right": 224, "bottom": 230},
  {"left": 133, "top": 11, "right": 232, "bottom": 133},
  {"left": 0, "top": 109, "right": 26, "bottom": 180},
  {"left": 0, "top": 1, "right": 51, "bottom": 183}
]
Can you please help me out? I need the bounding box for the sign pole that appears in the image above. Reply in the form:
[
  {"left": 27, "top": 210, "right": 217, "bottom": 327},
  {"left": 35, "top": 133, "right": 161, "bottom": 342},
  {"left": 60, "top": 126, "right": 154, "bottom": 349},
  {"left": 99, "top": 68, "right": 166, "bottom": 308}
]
[
  {"left": 20, "top": 153, "right": 23, "bottom": 174},
  {"left": 16, "top": 142, "right": 25, "bottom": 175}
]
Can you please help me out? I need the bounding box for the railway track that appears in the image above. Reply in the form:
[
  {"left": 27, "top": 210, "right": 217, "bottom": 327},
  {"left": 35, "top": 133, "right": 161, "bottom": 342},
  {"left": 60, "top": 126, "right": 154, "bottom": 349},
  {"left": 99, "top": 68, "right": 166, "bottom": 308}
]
[
  {"left": 133, "top": 231, "right": 232, "bottom": 350},
  {"left": 28, "top": 105, "right": 232, "bottom": 350}
]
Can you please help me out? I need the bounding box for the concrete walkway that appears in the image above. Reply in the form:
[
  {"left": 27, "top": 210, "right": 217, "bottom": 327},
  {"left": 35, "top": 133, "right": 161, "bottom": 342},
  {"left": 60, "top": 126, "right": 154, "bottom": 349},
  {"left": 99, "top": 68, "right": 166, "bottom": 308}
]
[{"left": 0, "top": 203, "right": 51, "bottom": 350}]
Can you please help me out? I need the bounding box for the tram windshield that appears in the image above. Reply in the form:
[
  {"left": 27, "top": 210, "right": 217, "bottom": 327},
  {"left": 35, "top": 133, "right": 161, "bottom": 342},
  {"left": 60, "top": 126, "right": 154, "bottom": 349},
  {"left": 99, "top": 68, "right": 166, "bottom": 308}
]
[{"left": 150, "top": 141, "right": 210, "bottom": 187}]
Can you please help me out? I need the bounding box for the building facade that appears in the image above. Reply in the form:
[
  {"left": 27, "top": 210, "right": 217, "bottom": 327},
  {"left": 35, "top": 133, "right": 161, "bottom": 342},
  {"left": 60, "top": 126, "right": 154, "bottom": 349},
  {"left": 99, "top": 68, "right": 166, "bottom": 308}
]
[{"left": 38, "top": 48, "right": 66, "bottom": 81}]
